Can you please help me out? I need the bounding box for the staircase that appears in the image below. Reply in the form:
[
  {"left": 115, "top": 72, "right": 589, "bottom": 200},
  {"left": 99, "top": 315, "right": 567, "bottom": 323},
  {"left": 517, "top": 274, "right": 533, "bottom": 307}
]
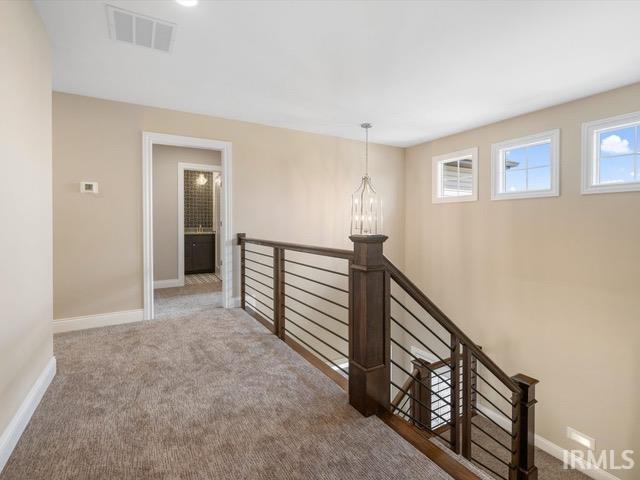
[{"left": 237, "top": 233, "right": 539, "bottom": 480}]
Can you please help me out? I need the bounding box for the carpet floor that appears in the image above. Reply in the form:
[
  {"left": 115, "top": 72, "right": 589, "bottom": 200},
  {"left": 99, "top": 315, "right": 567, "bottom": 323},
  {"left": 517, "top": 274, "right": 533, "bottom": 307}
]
[
  {"left": 3, "top": 309, "right": 470, "bottom": 480},
  {"left": 154, "top": 276, "right": 222, "bottom": 321},
  {"left": 185, "top": 273, "right": 220, "bottom": 286}
]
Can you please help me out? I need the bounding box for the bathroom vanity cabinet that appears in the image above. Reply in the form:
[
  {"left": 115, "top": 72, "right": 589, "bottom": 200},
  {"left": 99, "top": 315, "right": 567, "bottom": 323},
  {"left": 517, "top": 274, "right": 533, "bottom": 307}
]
[{"left": 185, "top": 233, "right": 215, "bottom": 274}]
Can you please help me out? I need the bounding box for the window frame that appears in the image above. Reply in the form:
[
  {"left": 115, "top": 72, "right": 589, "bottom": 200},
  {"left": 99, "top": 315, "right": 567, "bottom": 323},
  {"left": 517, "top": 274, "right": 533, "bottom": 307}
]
[
  {"left": 491, "top": 129, "right": 560, "bottom": 201},
  {"left": 581, "top": 111, "right": 640, "bottom": 195},
  {"left": 431, "top": 147, "right": 478, "bottom": 204}
]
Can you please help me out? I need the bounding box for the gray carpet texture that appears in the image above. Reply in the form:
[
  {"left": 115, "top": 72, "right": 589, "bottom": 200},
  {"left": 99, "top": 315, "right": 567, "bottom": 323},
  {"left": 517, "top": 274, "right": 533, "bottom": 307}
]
[
  {"left": 153, "top": 278, "right": 223, "bottom": 321},
  {"left": 3, "top": 308, "right": 464, "bottom": 480}
]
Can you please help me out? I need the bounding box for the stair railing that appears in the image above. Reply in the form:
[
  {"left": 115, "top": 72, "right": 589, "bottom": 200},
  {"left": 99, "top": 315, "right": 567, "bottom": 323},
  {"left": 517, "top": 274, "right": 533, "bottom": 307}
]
[{"left": 238, "top": 233, "right": 538, "bottom": 480}]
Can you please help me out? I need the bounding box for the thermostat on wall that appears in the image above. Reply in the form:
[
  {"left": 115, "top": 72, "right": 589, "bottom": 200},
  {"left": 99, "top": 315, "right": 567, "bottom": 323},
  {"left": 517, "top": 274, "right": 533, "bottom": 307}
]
[{"left": 80, "top": 181, "right": 99, "bottom": 194}]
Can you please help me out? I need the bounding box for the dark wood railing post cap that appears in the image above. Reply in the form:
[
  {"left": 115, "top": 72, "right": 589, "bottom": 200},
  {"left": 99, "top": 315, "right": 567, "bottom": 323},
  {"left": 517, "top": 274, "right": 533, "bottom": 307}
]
[
  {"left": 511, "top": 373, "right": 539, "bottom": 387},
  {"left": 349, "top": 234, "right": 388, "bottom": 243},
  {"left": 512, "top": 373, "right": 538, "bottom": 406},
  {"left": 411, "top": 358, "right": 431, "bottom": 369},
  {"left": 237, "top": 232, "right": 246, "bottom": 245}
]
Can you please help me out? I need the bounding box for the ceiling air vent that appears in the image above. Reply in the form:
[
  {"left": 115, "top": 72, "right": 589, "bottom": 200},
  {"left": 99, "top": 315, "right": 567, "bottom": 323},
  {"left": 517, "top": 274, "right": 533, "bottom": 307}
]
[{"left": 106, "top": 5, "right": 176, "bottom": 53}]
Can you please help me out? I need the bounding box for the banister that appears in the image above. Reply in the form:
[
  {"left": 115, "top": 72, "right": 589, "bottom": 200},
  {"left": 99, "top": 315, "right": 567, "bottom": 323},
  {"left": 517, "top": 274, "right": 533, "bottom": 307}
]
[
  {"left": 238, "top": 234, "right": 354, "bottom": 260},
  {"left": 383, "top": 256, "right": 521, "bottom": 393},
  {"left": 237, "top": 233, "right": 538, "bottom": 479}
]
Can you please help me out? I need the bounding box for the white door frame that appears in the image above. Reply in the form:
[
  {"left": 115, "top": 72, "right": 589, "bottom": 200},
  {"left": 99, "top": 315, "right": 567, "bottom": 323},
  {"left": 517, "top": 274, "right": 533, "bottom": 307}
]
[
  {"left": 142, "top": 132, "right": 233, "bottom": 320},
  {"left": 178, "top": 162, "right": 221, "bottom": 288}
]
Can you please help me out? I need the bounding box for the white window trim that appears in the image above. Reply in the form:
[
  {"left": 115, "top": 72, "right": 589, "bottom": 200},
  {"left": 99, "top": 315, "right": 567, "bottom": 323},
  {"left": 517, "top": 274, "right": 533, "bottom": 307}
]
[
  {"left": 431, "top": 147, "right": 478, "bottom": 204},
  {"left": 491, "top": 129, "right": 560, "bottom": 201},
  {"left": 581, "top": 110, "right": 640, "bottom": 195}
]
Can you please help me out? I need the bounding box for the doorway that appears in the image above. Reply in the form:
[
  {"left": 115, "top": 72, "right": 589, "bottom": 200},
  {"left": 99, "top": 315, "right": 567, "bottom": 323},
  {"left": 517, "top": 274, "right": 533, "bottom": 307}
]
[{"left": 142, "top": 132, "right": 233, "bottom": 321}]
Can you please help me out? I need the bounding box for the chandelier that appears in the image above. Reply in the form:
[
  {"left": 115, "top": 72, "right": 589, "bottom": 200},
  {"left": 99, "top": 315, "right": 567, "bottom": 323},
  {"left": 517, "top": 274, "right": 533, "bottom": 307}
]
[{"left": 350, "top": 123, "right": 383, "bottom": 236}]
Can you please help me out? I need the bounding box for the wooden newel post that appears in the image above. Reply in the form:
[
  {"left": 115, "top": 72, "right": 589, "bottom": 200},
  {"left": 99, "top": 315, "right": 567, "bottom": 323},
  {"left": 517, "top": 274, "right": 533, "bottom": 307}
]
[
  {"left": 511, "top": 373, "right": 539, "bottom": 480},
  {"left": 410, "top": 359, "right": 432, "bottom": 429},
  {"left": 348, "top": 234, "right": 390, "bottom": 416},
  {"left": 237, "top": 233, "right": 246, "bottom": 309}
]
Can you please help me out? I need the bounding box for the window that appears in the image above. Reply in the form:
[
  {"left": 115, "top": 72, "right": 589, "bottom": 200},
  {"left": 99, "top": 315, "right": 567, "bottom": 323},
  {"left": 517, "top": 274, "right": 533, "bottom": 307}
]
[
  {"left": 491, "top": 129, "right": 559, "bottom": 200},
  {"left": 432, "top": 147, "right": 478, "bottom": 203},
  {"left": 582, "top": 111, "right": 640, "bottom": 194}
]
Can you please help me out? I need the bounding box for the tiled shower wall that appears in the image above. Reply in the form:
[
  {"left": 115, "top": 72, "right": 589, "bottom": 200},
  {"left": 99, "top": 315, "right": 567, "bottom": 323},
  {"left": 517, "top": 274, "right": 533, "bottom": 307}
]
[{"left": 184, "top": 170, "right": 213, "bottom": 228}]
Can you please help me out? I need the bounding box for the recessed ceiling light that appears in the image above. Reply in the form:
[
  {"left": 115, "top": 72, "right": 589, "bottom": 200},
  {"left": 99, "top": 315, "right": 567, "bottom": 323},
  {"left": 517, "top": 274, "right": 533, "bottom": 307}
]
[{"left": 176, "top": 0, "right": 198, "bottom": 6}]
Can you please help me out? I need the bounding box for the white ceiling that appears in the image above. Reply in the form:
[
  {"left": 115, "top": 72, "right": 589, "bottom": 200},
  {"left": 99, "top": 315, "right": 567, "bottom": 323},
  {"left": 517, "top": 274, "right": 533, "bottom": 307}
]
[{"left": 35, "top": 0, "right": 640, "bottom": 147}]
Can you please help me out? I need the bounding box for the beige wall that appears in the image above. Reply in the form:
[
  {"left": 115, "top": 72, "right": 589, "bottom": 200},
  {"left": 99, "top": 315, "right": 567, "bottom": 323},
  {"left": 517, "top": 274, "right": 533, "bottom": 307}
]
[
  {"left": 0, "top": 1, "right": 53, "bottom": 438},
  {"left": 52, "top": 93, "right": 405, "bottom": 319},
  {"left": 153, "top": 145, "right": 220, "bottom": 281},
  {"left": 405, "top": 82, "right": 640, "bottom": 478}
]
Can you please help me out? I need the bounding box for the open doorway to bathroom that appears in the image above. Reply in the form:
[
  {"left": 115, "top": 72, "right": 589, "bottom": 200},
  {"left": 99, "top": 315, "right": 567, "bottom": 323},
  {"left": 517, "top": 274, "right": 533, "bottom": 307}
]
[
  {"left": 142, "top": 132, "right": 232, "bottom": 321},
  {"left": 152, "top": 145, "right": 223, "bottom": 320}
]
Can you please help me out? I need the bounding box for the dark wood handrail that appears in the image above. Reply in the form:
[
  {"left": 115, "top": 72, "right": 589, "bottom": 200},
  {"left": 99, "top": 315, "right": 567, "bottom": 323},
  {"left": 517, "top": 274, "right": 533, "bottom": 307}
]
[
  {"left": 383, "top": 256, "right": 520, "bottom": 393},
  {"left": 239, "top": 235, "right": 354, "bottom": 260}
]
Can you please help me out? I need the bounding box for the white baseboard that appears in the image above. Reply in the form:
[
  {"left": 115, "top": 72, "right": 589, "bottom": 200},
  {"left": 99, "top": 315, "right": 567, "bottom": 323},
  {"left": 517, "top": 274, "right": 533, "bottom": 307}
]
[
  {"left": 154, "top": 278, "right": 183, "bottom": 289},
  {"left": 475, "top": 403, "right": 621, "bottom": 480},
  {"left": 231, "top": 296, "right": 241, "bottom": 308},
  {"left": 0, "top": 357, "right": 56, "bottom": 474},
  {"left": 53, "top": 309, "right": 144, "bottom": 333}
]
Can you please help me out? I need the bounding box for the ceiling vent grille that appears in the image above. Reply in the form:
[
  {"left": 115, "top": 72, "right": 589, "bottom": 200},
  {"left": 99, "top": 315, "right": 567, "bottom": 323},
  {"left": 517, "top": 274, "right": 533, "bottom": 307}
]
[{"left": 106, "top": 5, "right": 176, "bottom": 53}]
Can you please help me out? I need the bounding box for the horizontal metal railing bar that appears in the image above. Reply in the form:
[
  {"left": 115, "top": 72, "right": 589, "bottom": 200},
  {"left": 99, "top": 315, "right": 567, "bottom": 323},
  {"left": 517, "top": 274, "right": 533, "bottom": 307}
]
[
  {"left": 284, "top": 270, "right": 349, "bottom": 294},
  {"left": 284, "top": 258, "right": 348, "bottom": 278},
  {"left": 390, "top": 339, "right": 454, "bottom": 390},
  {"left": 393, "top": 408, "right": 452, "bottom": 447},
  {"left": 243, "top": 237, "right": 354, "bottom": 260},
  {"left": 284, "top": 328, "right": 348, "bottom": 376},
  {"left": 245, "top": 292, "right": 274, "bottom": 312},
  {"left": 246, "top": 303, "right": 274, "bottom": 324},
  {"left": 471, "top": 421, "right": 515, "bottom": 454},
  {"left": 285, "top": 305, "right": 348, "bottom": 343},
  {"left": 389, "top": 380, "right": 453, "bottom": 428},
  {"left": 471, "top": 439, "right": 511, "bottom": 468},
  {"left": 245, "top": 274, "right": 274, "bottom": 291},
  {"left": 245, "top": 265, "right": 273, "bottom": 280},
  {"left": 391, "top": 295, "right": 451, "bottom": 350},
  {"left": 472, "top": 368, "right": 515, "bottom": 406},
  {"left": 389, "top": 384, "right": 453, "bottom": 446},
  {"left": 284, "top": 293, "right": 348, "bottom": 327},
  {"left": 390, "top": 318, "right": 450, "bottom": 366},
  {"left": 284, "top": 282, "right": 348, "bottom": 310},
  {"left": 385, "top": 257, "right": 520, "bottom": 393},
  {"left": 285, "top": 316, "right": 348, "bottom": 359},
  {"left": 390, "top": 359, "right": 454, "bottom": 408},
  {"left": 392, "top": 368, "right": 418, "bottom": 408},
  {"left": 396, "top": 406, "right": 412, "bottom": 422},
  {"left": 245, "top": 249, "right": 274, "bottom": 259},
  {"left": 432, "top": 403, "right": 451, "bottom": 413},
  {"left": 245, "top": 257, "right": 274, "bottom": 270},
  {"left": 470, "top": 456, "right": 508, "bottom": 480},
  {"left": 245, "top": 285, "right": 273, "bottom": 301},
  {"left": 398, "top": 393, "right": 411, "bottom": 414},
  {"left": 471, "top": 387, "right": 513, "bottom": 423},
  {"left": 473, "top": 406, "right": 515, "bottom": 438}
]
